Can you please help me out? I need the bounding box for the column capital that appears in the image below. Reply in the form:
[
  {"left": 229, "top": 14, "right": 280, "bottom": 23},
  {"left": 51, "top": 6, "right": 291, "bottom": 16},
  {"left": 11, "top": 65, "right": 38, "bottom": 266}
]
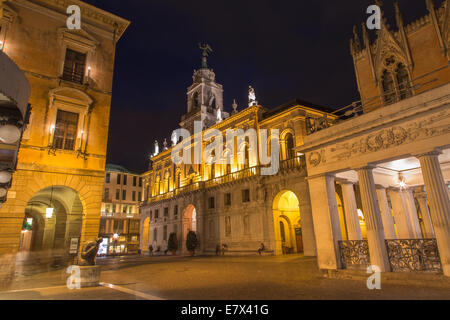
[
  {"left": 414, "top": 148, "right": 442, "bottom": 158},
  {"left": 305, "top": 172, "right": 336, "bottom": 181},
  {"left": 335, "top": 178, "right": 355, "bottom": 185},
  {"left": 353, "top": 164, "right": 377, "bottom": 172}
]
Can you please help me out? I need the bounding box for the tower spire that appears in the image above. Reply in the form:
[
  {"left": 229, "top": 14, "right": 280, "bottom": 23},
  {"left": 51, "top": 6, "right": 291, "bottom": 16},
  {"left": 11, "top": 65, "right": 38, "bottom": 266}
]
[{"left": 394, "top": 1, "right": 404, "bottom": 28}]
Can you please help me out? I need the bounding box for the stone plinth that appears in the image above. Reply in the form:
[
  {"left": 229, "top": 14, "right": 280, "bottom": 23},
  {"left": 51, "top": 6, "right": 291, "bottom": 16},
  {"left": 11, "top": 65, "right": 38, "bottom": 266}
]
[{"left": 79, "top": 266, "right": 101, "bottom": 287}]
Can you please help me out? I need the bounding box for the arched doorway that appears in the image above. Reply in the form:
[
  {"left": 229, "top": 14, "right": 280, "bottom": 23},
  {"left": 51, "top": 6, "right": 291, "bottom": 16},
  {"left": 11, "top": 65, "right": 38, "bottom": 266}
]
[
  {"left": 182, "top": 204, "right": 197, "bottom": 254},
  {"left": 141, "top": 217, "right": 150, "bottom": 253},
  {"left": 272, "top": 190, "right": 303, "bottom": 255},
  {"left": 20, "top": 186, "right": 83, "bottom": 252}
]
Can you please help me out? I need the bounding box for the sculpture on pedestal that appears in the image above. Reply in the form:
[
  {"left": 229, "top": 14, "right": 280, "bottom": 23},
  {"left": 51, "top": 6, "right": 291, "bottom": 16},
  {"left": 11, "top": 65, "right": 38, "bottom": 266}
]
[{"left": 79, "top": 237, "right": 102, "bottom": 266}]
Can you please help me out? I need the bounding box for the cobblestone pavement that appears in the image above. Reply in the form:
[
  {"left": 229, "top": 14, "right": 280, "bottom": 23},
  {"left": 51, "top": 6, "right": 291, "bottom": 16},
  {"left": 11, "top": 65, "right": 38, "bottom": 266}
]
[{"left": 1, "top": 254, "right": 449, "bottom": 300}]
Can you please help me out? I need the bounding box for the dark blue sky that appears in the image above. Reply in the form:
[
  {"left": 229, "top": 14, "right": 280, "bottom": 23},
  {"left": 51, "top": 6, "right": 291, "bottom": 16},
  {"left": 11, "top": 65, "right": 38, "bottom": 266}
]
[{"left": 83, "top": 0, "right": 436, "bottom": 173}]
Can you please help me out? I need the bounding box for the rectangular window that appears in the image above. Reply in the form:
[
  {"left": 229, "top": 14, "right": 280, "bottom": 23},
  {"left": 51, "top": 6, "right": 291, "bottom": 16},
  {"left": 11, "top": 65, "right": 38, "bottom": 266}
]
[
  {"left": 163, "top": 225, "right": 168, "bottom": 241},
  {"left": 224, "top": 193, "right": 231, "bottom": 206},
  {"left": 209, "top": 196, "right": 215, "bottom": 209},
  {"left": 105, "top": 204, "right": 111, "bottom": 213},
  {"left": 113, "top": 219, "right": 124, "bottom": 232},
  {"left": 138, "top": 192, "right": 142, "bottom": 202},
  {"left": 117, "top": 174, "right": 121, "bottom": 184},
  {"left": 174, "top": 205, "right": 178, "bottom": 216},
  {"left": 53, "top": 110, "right": 79, "bottom": 150},
  {"left": 155, "top": 209, "right": 159, "bottom": 219},
  {"left": 242, "top": 189, "right": 250, "bottom": 203},
  {"left": 123, "top": 174, "right": 127, "bottom": 186},
  {"left": 128, "top": 206, "right": 133, "bottom": 214},
  {"left": 153, "top": 228, "right": 158, "bottom": 241},
  {"left": 122, "top": 205, "right": 127, "bottom": 213},
  {"left": 139, "top": 178, "right": 143, "bottom": 187},
  {"left": 115, "top": 189, "right": 120, "bottom": 200},
  {"left": 104, "top": 188, "right": 109, "bottom": 200},
  {"left": 164, "top": 207, "right": 169, "bottom": 217},
  {"left": 132, "top": 191, "right": 136, "bottom": 201},
  {"left": 62, "top": 48, "right": 86, "bottom": 83},
  {"left": 122, "top": 190, "right": 126, "bottom": 200},
  {"left": 112, "top": 204, "right": 116, "bottom": 213},
  {"left": 105, "top": 173, "right": 111, "bottom": 183},
  {"left": 225, "top": 216, "right": 231, "bottom": 236},
  {"left": 129, "top": 220, "right": 140, "bottom": 233},
  {"left": 133, "top": 176, "right": 137, "bottom": 187},
  {"left": 150, "top": 211, "right": 153, "bottom": 220}
]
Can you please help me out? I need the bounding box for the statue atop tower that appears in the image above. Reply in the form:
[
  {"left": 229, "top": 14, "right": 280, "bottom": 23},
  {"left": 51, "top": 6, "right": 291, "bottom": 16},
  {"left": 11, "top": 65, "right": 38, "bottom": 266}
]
[
  {"left": 199, "top": 43, "right": 213, "bottom": 69},
  {"left": 181, "top": 44, "right": 229, "bottom": 132}
]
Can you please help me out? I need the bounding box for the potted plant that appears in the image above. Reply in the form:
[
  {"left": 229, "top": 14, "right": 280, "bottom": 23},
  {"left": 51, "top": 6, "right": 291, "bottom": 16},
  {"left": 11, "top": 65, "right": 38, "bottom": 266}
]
[
  {"left": 186, "top": 231, "right": 198, "bottom": 256},
  {"left": 168, "top": 232, "right": 178, "bottom": 255}
]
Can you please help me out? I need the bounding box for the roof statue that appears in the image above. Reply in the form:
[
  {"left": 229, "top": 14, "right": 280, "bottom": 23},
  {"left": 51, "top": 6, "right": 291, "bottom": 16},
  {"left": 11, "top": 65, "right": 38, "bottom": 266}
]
[
  {"left": 199, "top": 43, "right": 213, "bottom": 69},
  {"left": 248, "top": 86, "right": 258, "bottom": 107}
]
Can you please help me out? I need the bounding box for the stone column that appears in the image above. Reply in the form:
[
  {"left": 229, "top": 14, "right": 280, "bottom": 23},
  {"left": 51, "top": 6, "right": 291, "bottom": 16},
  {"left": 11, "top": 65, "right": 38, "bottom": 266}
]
[
  {"left": 414, "top": 187, "right": 435, "bottom": 238},
  {"left": 356, "top": 167, "right": 390, "bottom": 272},
  {"left": 375, "top": 186, "right": 397, "bottom": 239},
  {"left": 389, "top": 189, "right": 415, "bottom": 239},
  {"left": 417, "top": 151, "right": 450, "bottom": 277},
  {"left": 42, "top": 217, "right": 56, "bottom": 250},
  {"left": 297, "top": 182, "right": 317, "bottom": 256},
  {"left": 307, "top": 174, "right": 342, "bottom": 270},
  {"left": 105, "top": 219, "right": 110, "bottom": 235},
  {"left": 340, "top": 182, "right": 362, "bottom": 240},
  {"left": 404, "top": 189, "right": 423, "bottom": 239}
]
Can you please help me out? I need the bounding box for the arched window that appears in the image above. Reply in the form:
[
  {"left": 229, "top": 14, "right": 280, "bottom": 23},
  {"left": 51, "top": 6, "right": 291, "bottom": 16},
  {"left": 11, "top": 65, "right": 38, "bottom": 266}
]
[
  {"left": 175, "top": 172, "right": 181, "bottom": 189},
  {"left": 244, "top": 145, "right": 249, "bottom": 169},
  {"left": 396, "top": 63, "right": 411, "bottom": 100},
  {"left": 285, "top": 133, "right": 294, "bottom": 160},
  {"left": 382, "top": 70, "right": 396, "bottom": 104},
  {"left": 193, "top": 92, "right": 199, "bottom": 109}
]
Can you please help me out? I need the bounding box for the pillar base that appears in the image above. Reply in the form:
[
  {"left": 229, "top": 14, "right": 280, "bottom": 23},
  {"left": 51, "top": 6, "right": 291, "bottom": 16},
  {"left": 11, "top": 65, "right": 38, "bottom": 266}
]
[{"left": 79, "top": 265, "right": 101, "bottom": 287}]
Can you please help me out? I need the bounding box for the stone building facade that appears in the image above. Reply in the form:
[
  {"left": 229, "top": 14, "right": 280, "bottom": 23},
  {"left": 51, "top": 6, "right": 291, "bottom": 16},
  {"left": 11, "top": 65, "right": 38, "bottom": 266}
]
[
  {"left": 98, "top": 164, "right": 143, "bottom": 255},
  {"left": 301, "top": 1, "right": 450, "bottom": 276},
  {"left": 0, "top": 0, "right": 129, "bottom": 254},
  {"left": 140, "top": 52, "right": 336, "bottom": 256}
]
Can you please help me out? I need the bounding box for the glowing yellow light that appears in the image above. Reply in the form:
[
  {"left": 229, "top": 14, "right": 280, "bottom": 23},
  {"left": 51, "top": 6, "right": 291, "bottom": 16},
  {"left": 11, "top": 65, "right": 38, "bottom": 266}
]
[
  {"left": 357, "top": 209, "right": 364, "bottom": 218},
  {"left": 46, "top": 207, "right": 54, "bottom": 218}
]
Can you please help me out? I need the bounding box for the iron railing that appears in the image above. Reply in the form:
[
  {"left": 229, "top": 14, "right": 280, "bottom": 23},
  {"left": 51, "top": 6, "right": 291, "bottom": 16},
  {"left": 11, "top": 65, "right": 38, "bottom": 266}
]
[
  {"left": 147, "top": 156, "right": 305, "bottom": 204},
  {"left": 338, "top": 240, "right": 370, "bottom": 270},
  {"left": 306, "top": 67, "right": 447, "bottom": 135},
  {"left": 385, "top": 239, "right": 442, "bottom": 273}
]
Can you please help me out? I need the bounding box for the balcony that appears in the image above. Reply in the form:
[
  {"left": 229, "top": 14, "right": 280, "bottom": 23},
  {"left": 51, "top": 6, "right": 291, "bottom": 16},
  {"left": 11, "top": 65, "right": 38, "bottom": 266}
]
[
  {"left": 146, "top": 156, "right": 305, "bottom": 204},
  {"left": 305, "top": 68, "right": 445, "bottom": 135}
]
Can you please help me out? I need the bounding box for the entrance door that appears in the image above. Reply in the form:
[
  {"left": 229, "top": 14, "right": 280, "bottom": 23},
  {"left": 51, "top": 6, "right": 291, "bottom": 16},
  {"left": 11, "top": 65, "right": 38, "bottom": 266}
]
[{"left": 295, "top": 228, "right": 303, "bottom": 253}]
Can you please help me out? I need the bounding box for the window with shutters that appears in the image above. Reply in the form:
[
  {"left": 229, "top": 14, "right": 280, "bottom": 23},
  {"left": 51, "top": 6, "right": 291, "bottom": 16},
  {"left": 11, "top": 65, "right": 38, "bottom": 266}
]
[
  {"left": 53, "top": 110, "right": 79, "bottom": 150},
  {"left": 62, "top": 48, "right": 86, "bottom": 83}
]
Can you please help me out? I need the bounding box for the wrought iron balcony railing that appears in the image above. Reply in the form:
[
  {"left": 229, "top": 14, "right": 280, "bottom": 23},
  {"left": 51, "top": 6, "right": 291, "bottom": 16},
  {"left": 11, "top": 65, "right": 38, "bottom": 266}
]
[
  {"left": 306, "top": 67, "right": 447, "bottom": 135},
  {"left": 338, "top": 240, "right": 370, "bottom": 270},
  {"left": 385, "top": 239, "right": 442, "bottom": 273},
  {"left": 147, "top": 156, "right": 305, "bottom": 204}
]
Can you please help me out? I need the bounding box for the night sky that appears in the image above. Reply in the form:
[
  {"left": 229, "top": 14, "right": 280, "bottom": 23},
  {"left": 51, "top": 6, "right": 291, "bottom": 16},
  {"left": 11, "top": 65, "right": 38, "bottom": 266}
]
[{"left": 82, "top": 0, "right": 438, "bottom": 173}]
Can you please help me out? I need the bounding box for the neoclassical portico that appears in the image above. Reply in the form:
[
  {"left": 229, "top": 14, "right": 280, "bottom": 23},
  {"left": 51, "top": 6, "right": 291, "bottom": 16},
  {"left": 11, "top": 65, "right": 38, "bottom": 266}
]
[{"left": 299, "top": 83, "right": 450, "bottom": 276}]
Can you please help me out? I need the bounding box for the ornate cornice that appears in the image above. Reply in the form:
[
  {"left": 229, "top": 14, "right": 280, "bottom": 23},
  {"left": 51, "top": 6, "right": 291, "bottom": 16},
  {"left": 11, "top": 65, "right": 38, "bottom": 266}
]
[{"left": 9, "top": 0, "right": 130, "bottom": 40}]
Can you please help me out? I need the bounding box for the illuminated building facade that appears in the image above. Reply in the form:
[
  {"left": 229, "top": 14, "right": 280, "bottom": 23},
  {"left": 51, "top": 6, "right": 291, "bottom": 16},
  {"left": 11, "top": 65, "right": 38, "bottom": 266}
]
[
  {"left": 140, "top": 51, "right": 337, "bottom": 256},
  {"left": 98, "top": 164, "right": 143, "bottom": 256},
  {"left": 300, "top": 1, "right": 450, "bottom": 276},
  {"left": 0, "top": 0, "right": 129, "bottom": 255}
]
